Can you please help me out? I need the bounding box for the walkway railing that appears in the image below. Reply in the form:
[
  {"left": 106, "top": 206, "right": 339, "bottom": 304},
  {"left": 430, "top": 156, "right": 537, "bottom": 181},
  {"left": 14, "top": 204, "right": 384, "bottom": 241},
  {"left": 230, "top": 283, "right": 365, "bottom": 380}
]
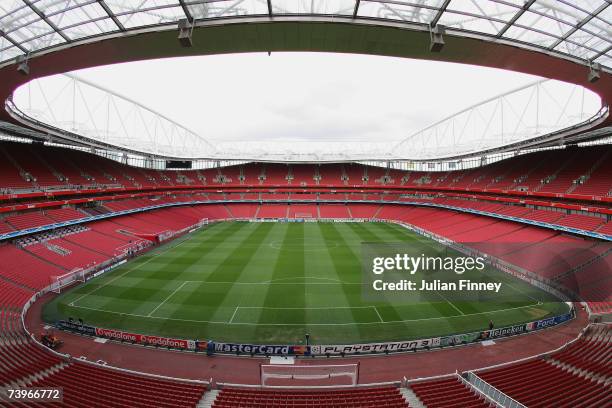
[{"left": 464, "top": 371, "right": 526, "bottom": 408}]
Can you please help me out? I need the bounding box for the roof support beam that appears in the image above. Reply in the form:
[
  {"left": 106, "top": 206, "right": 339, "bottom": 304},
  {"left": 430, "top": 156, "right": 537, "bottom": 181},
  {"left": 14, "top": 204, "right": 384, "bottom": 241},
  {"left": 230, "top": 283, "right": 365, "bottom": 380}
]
[
  {"left": 429, "top": 0, "right": 450, "bottom": 27},
  {"left": 267, "top": 0, "right": 273, "bottom": 17},
  {"left": 496, "top": 0, "right": 535, "bottom": 38},
  {"left": 22, "top": 0, "right": 71, "bottom": 42},
  {"left": 590, "top": 44, "right": 611, "bottom": 62},
  {"left": 353, "top": 0, "right": 361, "bottom": 19},
  {"left": 547, "top": 3, "right": 609, "bottom": 51},
  {"left": 0, "top": 29, "right": 29, "bottom": 54},
  {"left": 97, "top": 0, "right": 125, "bottom": 31},
  {"left": 177, "top": 0, "right": 194, "bottom": 22}
]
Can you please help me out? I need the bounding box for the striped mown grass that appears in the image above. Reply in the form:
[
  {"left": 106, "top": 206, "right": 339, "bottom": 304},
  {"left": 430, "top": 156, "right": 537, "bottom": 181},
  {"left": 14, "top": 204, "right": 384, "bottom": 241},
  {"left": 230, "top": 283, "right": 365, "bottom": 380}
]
[{"left": 44, "top": 221, "right": 568, "bottom": 344}]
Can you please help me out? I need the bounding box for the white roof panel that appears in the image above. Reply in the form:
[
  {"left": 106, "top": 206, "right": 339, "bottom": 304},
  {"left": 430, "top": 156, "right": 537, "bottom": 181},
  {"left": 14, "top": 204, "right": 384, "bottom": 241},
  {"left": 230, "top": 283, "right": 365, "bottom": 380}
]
[{"left": 0, "top": 1, "right": 610, "bottom": 68}]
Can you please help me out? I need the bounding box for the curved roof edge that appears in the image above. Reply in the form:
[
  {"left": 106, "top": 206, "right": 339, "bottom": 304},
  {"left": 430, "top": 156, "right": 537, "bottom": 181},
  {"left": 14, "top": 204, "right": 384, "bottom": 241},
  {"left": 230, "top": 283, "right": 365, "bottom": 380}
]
[{"left": 1, "top": 17, "right": 611, "bottom": 160}]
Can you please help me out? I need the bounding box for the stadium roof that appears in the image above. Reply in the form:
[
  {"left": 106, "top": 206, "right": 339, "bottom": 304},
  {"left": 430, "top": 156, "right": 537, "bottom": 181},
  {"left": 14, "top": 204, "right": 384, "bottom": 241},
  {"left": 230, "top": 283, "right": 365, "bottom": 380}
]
[
  {"left": 0, "top": 1, "right": 611, "bottom": 161},
  {"left": 1, "top": 1, "right": 610, "bottom": 69},
  {"left": 8, "top": 69, "right": 605, "bottom": 161}
]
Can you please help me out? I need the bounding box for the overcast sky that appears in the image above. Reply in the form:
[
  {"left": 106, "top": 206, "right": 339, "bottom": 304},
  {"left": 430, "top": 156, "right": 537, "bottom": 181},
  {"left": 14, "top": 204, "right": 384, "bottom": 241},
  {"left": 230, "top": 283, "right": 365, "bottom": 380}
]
[{"left": 72, "top": 52, "right": 542, "bottom": 144}]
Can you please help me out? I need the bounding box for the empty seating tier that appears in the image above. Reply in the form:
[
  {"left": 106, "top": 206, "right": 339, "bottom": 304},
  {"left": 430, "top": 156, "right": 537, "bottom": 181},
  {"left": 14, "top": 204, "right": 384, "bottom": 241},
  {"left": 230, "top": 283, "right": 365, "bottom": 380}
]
[
  {"left": 478, "top": 358, "right": 610, "bottom": 408},
  {"left": 212, "top": 386, "right": 408, "bottom": 408},
  {"left": 410, "top": 377, "right": 492, "bottom": 408},
  {"left": 0, "top": 141, "right": 610, "bottom": 201}
]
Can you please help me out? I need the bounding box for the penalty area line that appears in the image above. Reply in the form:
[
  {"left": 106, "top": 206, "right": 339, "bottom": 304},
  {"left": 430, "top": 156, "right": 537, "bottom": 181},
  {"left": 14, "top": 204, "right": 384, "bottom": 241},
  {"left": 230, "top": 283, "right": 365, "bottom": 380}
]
[
  {"left": 503, "top": 281, "right": 543, "bottom": 304},
  {"left": 436, "top": 291, "right": 465, "bottom": 316},
  {"left": 228, "top": 306, "right": 240, "bottom": 324},
  {"left": 147, "top": 281, "right": 189, "bottom": 317},
  {"left": 69, "top": 235, "right": 192, "bottom": 307},
  {"left": 372, "top": 306, "right": 384, "bottom": 323}
]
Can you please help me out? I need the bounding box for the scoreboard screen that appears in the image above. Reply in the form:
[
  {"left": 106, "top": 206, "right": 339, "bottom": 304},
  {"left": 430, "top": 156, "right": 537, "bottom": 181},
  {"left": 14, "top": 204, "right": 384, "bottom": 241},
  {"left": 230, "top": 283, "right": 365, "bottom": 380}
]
[{"left": 166, "top": 160, "right": 192, "bottom": 169}]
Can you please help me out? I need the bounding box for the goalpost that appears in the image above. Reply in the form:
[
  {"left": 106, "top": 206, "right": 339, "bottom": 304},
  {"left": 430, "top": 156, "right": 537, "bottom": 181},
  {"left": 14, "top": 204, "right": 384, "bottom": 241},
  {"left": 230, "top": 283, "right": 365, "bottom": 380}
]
[
  {"left": 49, "top": 268, "right": 87, "bottom": 293},
  {"left": 260, "top": 363, "right": 359, "bottom": 387}
]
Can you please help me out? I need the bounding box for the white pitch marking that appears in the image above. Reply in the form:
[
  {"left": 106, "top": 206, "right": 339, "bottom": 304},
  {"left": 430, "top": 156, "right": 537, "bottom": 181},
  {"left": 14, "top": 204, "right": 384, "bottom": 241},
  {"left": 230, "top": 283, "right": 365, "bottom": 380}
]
[
  {"left": 147, "top": 281, "right": 189, "bottom": 317},
  {"left": 177, "top": 276, "right": 360, "bottom": 285},
  {"left": 180, "top": 280, "right": 361, "bottom": 285},
  {"left": 503, "top": 281, "right": 543, "bottom": 303},
  {"left": 436, "top": 291, "right": 465, "bottom": 316},
  {"left": 68, "top": 301, "right": 542, "bottom": 326},
  {"left": 264, "top": 276, "right": 345, "bottom": 284},
  {"left": 228, "top": 306, "right": 240, "bottom": 324},
  {"left": 237, "top": 305, "right": 375, "bottom": 310},
  {"left": 70, "top": 235, "right": 192, "bottom": 307},
  {"left": 372, "top": 306, "right": 384, "bottom": 323}
]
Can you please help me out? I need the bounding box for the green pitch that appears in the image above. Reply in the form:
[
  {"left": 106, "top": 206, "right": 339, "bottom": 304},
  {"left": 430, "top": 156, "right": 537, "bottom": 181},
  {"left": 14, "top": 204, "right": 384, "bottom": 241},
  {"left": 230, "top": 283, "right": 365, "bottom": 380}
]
[{"left": 43, "top": 221, "right": 568, "bottom": 344}]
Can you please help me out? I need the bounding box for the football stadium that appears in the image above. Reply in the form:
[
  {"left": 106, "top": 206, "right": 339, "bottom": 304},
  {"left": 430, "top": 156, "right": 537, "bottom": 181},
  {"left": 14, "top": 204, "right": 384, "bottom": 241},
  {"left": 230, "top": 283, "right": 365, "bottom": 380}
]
[{"left": 0, "top": 1, "right": 610, "bottom": 407}]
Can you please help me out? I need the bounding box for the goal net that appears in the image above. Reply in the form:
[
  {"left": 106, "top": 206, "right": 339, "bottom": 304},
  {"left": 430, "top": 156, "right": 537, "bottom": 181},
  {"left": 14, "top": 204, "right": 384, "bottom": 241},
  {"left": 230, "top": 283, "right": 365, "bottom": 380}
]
[
  {"left": 260, "top": 364, "right": 359, "bottom": 387},
  {"left": 49, "top": 268, "right": 87, "bottom": 293}
]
